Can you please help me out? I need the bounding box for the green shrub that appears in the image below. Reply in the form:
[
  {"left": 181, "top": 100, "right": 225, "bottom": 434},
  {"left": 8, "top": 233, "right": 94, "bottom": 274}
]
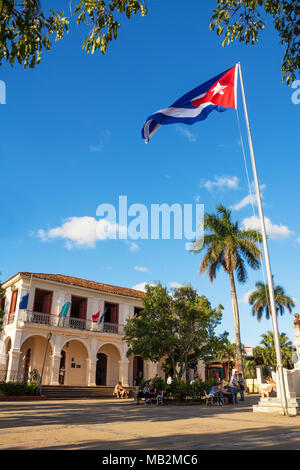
[
  {"left": 139, "top": 376, "right": 215, "bottom": 402},
  {"left": 0, "top": 381, "right": 38, "bottom": 396}
]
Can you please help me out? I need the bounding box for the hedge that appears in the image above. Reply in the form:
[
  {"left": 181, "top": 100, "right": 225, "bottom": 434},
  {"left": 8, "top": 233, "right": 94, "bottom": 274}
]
[
  {"left": 0, "top": 381, "right": 38, "bottom": 396},
  {"left": 139, "top": 377, "right": 215, "bottom": 402}
]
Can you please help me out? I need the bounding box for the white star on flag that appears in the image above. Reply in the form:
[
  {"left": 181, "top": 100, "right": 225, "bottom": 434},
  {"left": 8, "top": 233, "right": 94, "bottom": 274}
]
[{"left": 211, "top": 82, "right": 228, "bottom": 96}]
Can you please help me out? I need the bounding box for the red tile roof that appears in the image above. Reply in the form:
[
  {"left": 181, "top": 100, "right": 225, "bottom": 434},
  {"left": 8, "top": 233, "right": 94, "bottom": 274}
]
[{"left": 4, "top": 272, "right": 146, "bottom": 299}]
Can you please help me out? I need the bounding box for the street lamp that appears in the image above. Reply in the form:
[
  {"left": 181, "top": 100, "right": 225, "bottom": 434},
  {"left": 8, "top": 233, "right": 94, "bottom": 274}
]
[{"left": 36, "top": 332, "right": 52, "bottom": 396}]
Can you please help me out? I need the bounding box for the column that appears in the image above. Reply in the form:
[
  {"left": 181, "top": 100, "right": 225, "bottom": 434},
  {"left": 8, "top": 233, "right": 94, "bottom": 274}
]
[
  {"left": 86, "top": 358, "right": 97, "bottom": 386},
  {"left": 118, "top": 359, "right": 129, "bottom": 387},
  {"left": 197, "top": 360, "right": 206, "bottom": 381},
  {"left": 50, "top": 354, "right": 61, "bottom": 385},
  {"left": 6, "top": 350, "right": 22, "bottom": 382},
  {"left": 293, "top": 316, "right": 300, "bottom": 369},
  {"left": 256, "top": 365, "right": 264, "bottom": 384},
  {"left": 147, "top": 361, "right": 158, "bottom": 379}
]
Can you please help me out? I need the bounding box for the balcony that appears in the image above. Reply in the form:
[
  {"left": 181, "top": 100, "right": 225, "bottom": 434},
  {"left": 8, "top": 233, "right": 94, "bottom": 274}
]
[{"left": 19, "top": 311, "right": 125, "bottom": 335}]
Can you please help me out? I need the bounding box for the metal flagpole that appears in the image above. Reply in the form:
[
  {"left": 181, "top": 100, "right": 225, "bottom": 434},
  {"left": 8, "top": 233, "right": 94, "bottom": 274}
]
[{"left": 237, "top": 62, "right": 289, "bottom": 416}]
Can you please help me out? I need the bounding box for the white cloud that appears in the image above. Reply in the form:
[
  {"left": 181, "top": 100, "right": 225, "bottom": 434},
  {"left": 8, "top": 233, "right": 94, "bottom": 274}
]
[
  {"left": 134, "top": 266, "right": 149, "bottom": 272},
  {"left": 37, "top": 216, "right": 127, "bottom": 249},
  {"left": 176, "top": 126, "right": 197, "bottom": 142},
  {"left": 89, "top": 129, "right": 111, "bottom": 152},
  {"left": 231, "top": 183, "right": 266, "bottom": 211},
  {"left": 129, "top": 242, "right": 140, "bottom": 252},
  {"left": 239, "top": 290, "right": 254, "bottom": 304},
  {"left": 297, "top": 238, "right": 300, "bottom": 243},
  {"left": 132, "top": 282, "right": 153, "bottom": 292},
  {"left": 242, "top": 216, "right": 292, "bottom": 240},
  {"left": 201, "top": 175, "right": 239, "bottom": 192},
  {"left": 89, "top": 142, "right": 104, "bottom": 153},
  {"left": 232, "top": 193, "right": 257, "bottom": 211},
  {"left": 168, "top": 282, "right": 184, "bottom": 289}
]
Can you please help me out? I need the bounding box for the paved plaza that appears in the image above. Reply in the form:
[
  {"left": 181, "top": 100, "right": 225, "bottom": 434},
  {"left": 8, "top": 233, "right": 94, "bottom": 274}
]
[{"left": 0, "top": 396, "right": 299, "bottom": 450}]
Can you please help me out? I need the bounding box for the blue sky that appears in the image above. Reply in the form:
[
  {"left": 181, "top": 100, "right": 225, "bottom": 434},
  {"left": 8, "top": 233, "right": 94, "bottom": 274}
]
[{"left": 1, "top": 0, "right": 299, "bottom": 348}]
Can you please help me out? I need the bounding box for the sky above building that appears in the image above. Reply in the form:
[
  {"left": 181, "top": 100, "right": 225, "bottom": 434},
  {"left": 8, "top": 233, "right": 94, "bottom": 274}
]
[{"left": 1, "top": 0, "right": 299, "bottom": 348}]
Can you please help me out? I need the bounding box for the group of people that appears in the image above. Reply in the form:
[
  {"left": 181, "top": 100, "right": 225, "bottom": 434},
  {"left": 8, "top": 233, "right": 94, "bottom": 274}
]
[
  {"left": 135, "top": 381, "right": 164, "bottom": 405},
  {"left": 208, "top": 370, "right": 245, "bottom": 405}
]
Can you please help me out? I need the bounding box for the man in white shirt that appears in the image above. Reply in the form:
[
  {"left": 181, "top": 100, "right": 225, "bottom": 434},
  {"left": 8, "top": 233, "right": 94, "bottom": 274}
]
[
  {"left": 167, "top": 374, "right": 173, "bottom": 385},
  {"left": 228, "top": 370, "right": 238, "bottom": 404}
]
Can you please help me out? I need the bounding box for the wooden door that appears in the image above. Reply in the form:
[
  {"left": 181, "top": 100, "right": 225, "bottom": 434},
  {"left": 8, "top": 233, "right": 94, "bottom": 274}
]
[{"left": 96, "top": 353, "right": 107, "bottom": 385}]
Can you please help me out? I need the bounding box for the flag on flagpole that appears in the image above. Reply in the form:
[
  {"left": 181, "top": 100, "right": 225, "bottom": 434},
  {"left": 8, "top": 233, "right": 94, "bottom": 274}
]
[
  {"left": 141, "top": 65, "right": 238, "bottom": 143},
  {"left": 19, "top": 293, "right": 29, "bottom": 309},
  {"left": 58, "top": 302, "right": 70, "bottom": 318}
]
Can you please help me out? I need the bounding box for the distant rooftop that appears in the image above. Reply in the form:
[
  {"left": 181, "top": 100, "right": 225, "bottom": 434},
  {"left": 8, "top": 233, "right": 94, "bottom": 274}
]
[{"left": 3, "top": 272, "right": 146, "bottom": 300}]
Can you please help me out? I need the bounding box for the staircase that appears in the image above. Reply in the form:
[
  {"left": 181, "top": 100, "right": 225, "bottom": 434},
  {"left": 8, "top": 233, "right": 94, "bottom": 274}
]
[
  {"left": 41, "top": 385, "right": 135, "bottom": 400},
  {"left": 253, "top": 396, "right": 300, "bottom": 416}
]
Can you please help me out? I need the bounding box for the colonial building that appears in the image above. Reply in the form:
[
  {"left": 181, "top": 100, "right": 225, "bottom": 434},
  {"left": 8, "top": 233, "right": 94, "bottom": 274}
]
[{"left": 0, "top": 272, "right": 165, "bottom": 389}]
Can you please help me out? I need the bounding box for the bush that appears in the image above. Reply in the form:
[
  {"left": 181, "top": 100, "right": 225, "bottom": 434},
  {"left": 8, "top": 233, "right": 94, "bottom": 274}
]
[
  {"left": 139, "top": 376, "right": 215, "bottom": 402},
  {"left": 0, "top": 381, "right": 38, "bottom": 396}
]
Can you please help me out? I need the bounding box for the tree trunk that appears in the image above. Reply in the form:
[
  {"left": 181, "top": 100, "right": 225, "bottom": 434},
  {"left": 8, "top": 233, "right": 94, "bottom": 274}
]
[{"left": 229, "top": 271, "right": 244, "bottom": 376}]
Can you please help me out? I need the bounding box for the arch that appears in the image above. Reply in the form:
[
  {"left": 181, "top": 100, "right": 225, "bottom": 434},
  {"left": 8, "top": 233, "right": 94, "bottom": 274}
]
[
  {"left": 20, "top": 334, "right": 53, "bottom": 385},
  {"left": 96, "top": 343, "right": 122, "bottom": 387},
  {"left": 60, "top": 337, "right": 90, "bottom": 357},
  {"left": 59, "top": 339, "right": 89, "bottom": 386},
  {"left": 97, "top": 341, "right": 123, "bottom": 359},
  {"left": 20, "top": 332, "right": 55, "bottom": 353}
]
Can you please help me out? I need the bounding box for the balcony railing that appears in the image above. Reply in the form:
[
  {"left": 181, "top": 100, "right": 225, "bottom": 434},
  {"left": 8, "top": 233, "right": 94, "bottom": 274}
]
[{"left": 20, "top": 311, "right": 124, "bottom": 335}]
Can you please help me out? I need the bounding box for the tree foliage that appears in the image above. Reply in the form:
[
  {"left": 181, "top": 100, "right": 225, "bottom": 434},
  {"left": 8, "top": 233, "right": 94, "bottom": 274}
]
[
  {"left": 0, "top": 0, "right": 147, "bottom": 68},
  {"left": 190, "top": 204, "right": 262, "bottom": 375},
  {"left": 0, "top": 1, "right": 298, "bottom": 85},
  {"left": 253, "top": 331, "right": 294, "bottom": 369},
  {"left": 248, "top": 277, "right": 295, "bottom": 321},
  {"left": 123, "top": 283, "right": 224, "bottom": 379},
  {"left": 209, "top": 0, "right": 300, "bottom": 85}
]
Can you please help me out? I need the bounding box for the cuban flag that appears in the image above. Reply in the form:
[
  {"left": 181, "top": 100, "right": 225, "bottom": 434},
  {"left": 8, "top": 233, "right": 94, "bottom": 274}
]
[{"left": 142, "top": 65, "right": 238, "bottom": 143}]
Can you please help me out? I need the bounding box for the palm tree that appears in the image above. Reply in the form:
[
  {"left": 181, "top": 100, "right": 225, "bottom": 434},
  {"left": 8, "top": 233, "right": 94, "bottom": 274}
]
[
  {"left": 248, "top": 278, "right": 295, "bottom": 321},
  {"left": 191, "top": 204, "right": 262, "bottom": 375},
  {"left": 255, "top": 331, "right": 294, "bottom": 369}
]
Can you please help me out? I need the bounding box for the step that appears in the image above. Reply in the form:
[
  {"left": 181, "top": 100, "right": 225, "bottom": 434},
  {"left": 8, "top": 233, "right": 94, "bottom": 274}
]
[{"left": 41, "top": 385, "right": 135, "bottom": 399}]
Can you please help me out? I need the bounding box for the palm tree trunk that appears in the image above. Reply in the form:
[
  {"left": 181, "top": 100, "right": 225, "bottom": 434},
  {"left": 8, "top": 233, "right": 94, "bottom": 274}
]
[{"left": 229, "top": 271, "right": 244, "bottom": 376}]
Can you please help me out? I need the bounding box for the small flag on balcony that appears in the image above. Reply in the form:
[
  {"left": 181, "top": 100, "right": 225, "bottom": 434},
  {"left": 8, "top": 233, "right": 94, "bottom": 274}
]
[
  {"left": 129, "top": 311, "right": 137, "bottom": 326},
  {"left": 98, "top": 308, "right": 107, "bottom": 324},
  {"left": 92, "top": 307, "right": 107, "bottom": 323},
  {"left": 19, "top": 293, "right": 29, "bottom": 309},
  {"left": 129, "top": 311, "right": 135, "bottom": 321},
  {"left": 92, "top": 310, "right": 100, "bottom": 322},
  {"left": 58, "top": 302, "right": 70, "bottom": 318}
]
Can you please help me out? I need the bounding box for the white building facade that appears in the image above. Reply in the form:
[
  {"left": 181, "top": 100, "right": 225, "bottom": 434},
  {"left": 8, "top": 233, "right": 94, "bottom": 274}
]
[{"left": 0, "top": 272, "right": 165, "bottom": 388}]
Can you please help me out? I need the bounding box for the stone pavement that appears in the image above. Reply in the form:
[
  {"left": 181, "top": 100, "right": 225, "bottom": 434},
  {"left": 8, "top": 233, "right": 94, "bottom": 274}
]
[{"left": 0, "top": 396, "right": 299, "bottom": 450}]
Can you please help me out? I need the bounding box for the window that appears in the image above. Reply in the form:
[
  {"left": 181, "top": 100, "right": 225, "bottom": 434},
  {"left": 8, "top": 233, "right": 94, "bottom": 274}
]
[
  {"left": 70, "top": 296, "right": 87, "bottom": 329},
  {"left": 0, "top": 296, "right": 6, "bottom": 312},
  {"left": 33, "top": 289, "right": 53, "bottom": 314},
  {"left": 103, "top": 302, "right": 119, "bottom": 333},
  {"left": 104, "top": 302, "right": 119, "bottom": 324},
  {"left": 8, "top": 289, "right": 18, "bottom": 323},
  {"left": 134, "top": 307, "right": 143, "bottom": 318}
]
